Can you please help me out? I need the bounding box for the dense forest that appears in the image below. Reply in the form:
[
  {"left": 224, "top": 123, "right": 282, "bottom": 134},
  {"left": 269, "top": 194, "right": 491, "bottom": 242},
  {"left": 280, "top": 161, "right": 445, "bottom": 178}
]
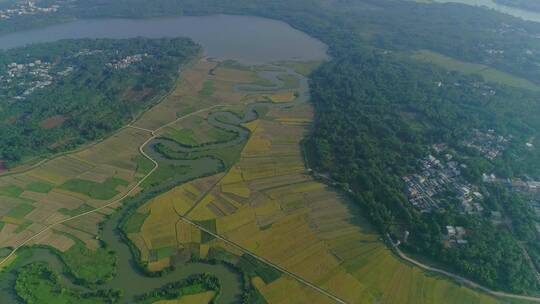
[
  {"left": 0, "top": 37, "right": 200, "bottom": 167},
  {"left": 4, "top": 0, "right": 540, "bottom": 295}
]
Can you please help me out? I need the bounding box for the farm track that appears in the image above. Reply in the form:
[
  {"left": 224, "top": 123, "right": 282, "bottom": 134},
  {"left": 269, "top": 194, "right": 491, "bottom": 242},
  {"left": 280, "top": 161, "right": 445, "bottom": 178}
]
[{"left": 0, "top": 66, "right": 351, "bottom": 304}]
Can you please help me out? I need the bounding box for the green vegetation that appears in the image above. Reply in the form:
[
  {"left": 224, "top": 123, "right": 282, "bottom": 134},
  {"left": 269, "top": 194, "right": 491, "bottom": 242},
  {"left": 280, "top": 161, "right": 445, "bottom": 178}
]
[
  {"left": 152, "top": 246, "right": 176, "bottom": 260},
  {"left": 26, "top": 181, "right": 54, "bottom": 193},
  {"left": 195, "top": 219, "right": 217, "bottom": 243},
  {"left": 410, "top": 50, "right": 540, "bottom": 91},
  {"left": 4, "top": 0, "right": 540, "bottom": 298},
  {"left": 237, "top": 254, "right": 281, "bottom": 284},
  {"left": 134, "top": 273, "right": 220, "bottom": 304},
  {"left": 134, "top": 155, "right": 155, "bottom": 175},
  {"left": 58, "top": 203, "right": 95, "bottom": 217},
  {"left": 60, "top": 241, "right": 116, "bottom": 285},
  {"left": 123, "top": 211, "right": 149, "bottom": 234},
  {"left": 275, "top": 61, "right": 321, "bottom": 76},
  {"left": 7, "top": 203, "right": 35, "bottom": 218},
  {"left": 166, "top": 129, "right": 198, "bottom": 146},
  {"left": 277, "top": 74, "right": 299, "bottom": 90},
  {"left": 14, "top": 220, "right": 32, "bottom": 233},
  {"left": 141, "top": 164, "right": 191, "bottom": 189},
  {"left": 59, "top": 177, "right": 129, "bottom": 200},
  {"left": 0, "top": 38, "right": 200, "bottom": 167},
  {"left": 198, "top": 80, "right": 215, "bottom": 97},
  {"left": 206, "top": 248, "right": 267, "bottom": 304},
  {"left": 0, "top": 184, "right": 23, "bottom": 197},
  {"left": 15, "top": 262, "right": 121, "bottom": 304}
]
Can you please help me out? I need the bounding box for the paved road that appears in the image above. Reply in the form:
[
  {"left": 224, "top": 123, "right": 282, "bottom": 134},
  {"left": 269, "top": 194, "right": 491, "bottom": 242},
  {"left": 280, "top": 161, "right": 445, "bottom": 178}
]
[{"left": 388, "top": 235, "right": 540, "bottom": 303}]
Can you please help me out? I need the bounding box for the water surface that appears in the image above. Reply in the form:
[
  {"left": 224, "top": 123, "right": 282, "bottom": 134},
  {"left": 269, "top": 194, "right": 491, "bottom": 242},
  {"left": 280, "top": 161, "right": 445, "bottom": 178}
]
[{"left": 0, "top": 15, "right": 328, "bottom": 64}]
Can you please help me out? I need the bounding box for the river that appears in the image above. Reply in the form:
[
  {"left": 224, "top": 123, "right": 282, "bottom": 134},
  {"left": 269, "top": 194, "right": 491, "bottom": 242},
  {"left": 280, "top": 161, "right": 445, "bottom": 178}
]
[
  {"left": 0, "top": 14, "right": 324, "bottom": 303},
  {"left": 434, "top": 0, "right": 540, "bottom": 22},
  {"left": 0, "top": 14, "right": 328, "bottom": 65}
]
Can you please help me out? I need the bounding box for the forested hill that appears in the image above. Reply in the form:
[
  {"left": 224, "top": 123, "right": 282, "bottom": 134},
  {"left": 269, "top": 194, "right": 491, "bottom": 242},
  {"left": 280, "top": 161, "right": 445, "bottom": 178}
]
[
  {"left": 4, "top": 0, "right": 540, "bottom": 295},
  {"left": 0, "top": 38, "right": 200, "bottom": 167}
]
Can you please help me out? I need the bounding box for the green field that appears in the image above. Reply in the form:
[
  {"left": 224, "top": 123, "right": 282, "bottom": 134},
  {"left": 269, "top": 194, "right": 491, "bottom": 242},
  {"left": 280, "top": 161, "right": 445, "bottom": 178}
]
[
  {"left": 59, "top": 177, "right": 129, "bottom": 200},
  {"left": 7, "top": 204, "right": 35, "bottom": 219},
  {"left": 0, "top": 185, "right": 24, "bottom": 198},
  {"left": 198, "top": 80, "right": 215, "bottom": 97},
  {"left": 410, "top": 50, "right": 540, "bottom": 91},
  {"left": 26, "top": 181, "right": 54, "bottom": 193}
]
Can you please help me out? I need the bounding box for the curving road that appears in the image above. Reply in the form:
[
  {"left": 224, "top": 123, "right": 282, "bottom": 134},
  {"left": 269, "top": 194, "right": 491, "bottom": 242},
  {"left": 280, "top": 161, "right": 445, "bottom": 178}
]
[{"left": 388, "top": 235, "right": 540, "bottom": 303}]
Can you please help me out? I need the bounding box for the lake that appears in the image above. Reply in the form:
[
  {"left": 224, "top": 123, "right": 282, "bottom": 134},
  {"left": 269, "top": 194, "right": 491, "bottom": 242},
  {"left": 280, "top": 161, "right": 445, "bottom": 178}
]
[
  {"left": 434, "top": 0, "right": 540, "bottom": 22},
  {"left": 0, "top": 14, "right": 328, "bottom": 64}
]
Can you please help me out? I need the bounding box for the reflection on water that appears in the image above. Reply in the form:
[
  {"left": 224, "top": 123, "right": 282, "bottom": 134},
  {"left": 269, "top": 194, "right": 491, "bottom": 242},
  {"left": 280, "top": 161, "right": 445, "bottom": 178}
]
[{"left": 0, "top": 14, "right": 328, "bottom": 64}]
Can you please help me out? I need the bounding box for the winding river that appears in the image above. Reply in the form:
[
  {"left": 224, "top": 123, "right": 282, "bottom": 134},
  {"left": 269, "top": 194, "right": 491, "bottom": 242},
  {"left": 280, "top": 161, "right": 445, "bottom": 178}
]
[{"left": 0, "top": 18, "right": 319, "bottom": 302}]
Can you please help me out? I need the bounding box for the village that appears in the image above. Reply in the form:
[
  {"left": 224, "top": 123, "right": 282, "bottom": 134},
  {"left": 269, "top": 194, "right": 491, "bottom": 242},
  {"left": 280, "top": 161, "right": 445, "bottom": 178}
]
[
  {"left": 0, "top": 0, "right": 60, "bottom": 20},
  {"left": 106, "top": 53, "right": 148, "bottom": 70},
  {"left": 0, "top": 60, "right": 74, "bottom": 102},
  {"left": 402, "top": 129, "right": 514, "bottom": 246}
]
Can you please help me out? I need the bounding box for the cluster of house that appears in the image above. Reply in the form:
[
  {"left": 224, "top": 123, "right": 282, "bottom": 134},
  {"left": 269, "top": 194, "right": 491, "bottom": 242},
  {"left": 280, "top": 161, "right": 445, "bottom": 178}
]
[
  {"left": 444, "top": 225, "right": 468, "bottom": 246},
  {"left": 462, "top": 129, "right": 509, "bottom": 160},
  {"left": 0, "top": 60, "right": 73, "bottom": 102},
  {"left": 0, "top": 0, "right": 59, "bottom": 20},
  {"left": 403, "top": 150, "right": 484, "bottom": 215},
  {"left": 106, "top": 54, "right": 148, "bottom": 70},
  {"left": 1, "top": 60, "right": 52, "bottom": 101}
]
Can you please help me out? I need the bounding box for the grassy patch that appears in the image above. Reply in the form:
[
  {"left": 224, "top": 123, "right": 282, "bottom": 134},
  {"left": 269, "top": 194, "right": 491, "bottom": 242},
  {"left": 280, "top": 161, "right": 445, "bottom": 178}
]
[
  {"left": 195, "top": 219, "right": 217, "bottom": 244},
  {"left": 124, "top": 211, "right": 150, "bottom": 234},
  {"left": 277, "top": 74, "right": 300, "bottom": 89},
  {"left": 0, "top": 185, "right": 23, "bottom": 197},
  {"left": 14, "top": 220, "right": 32, "bottom": 233},
  {"left": 153, "top": 246, "right": 176, "bottom": 260},
  {"left": 237, "top": 254, "right": 282, "bottom": 284},
  {"left": 198, "top": 80, "right": 215, "bottom": 97},
  {"left": 134, "top": 155, "right": 155, "bottom": 175},
  {"left": 59, "top": 203, "right": 95, "bottom": 217},
  {"left": 274, "top": 60, "right": 322, "bottom": 76},
  {"left": 61, "top": 241, "right": 116, "bottom": 285},
  {"left": 165, "top": 129, "right": 198, "bottom": 146},
  {"left": 410, "top": 50, "right": 540, "bottom": 91},
  {"left": 59, "top": 177, "right": 129, "bottom": 200},
  {"left": 25, "top": 181, "right": 54, "bottom": 193},
  {"left": 7, "top": 204, "right": 35, "bottom": 219},
  {"left": 141, "top": 164, "right": 191, "bottom": 189}
]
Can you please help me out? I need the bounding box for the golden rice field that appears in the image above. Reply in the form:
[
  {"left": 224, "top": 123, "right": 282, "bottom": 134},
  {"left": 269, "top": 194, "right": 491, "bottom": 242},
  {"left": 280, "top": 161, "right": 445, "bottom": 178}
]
[
  {"left": 0, "top": 59, "right": 251, "bottom": 256},
  {"left": 0, "top": 127, "right": 148, "bottom": 252},
  {"left": 126, "top": 61, "right": 508, "bottom": 304}
]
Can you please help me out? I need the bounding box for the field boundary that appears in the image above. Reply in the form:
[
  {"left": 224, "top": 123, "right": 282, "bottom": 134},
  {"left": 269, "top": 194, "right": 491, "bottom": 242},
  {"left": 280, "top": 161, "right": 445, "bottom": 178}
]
[{"left": 177, "top": 215, "right": 348, "bottom": 304}]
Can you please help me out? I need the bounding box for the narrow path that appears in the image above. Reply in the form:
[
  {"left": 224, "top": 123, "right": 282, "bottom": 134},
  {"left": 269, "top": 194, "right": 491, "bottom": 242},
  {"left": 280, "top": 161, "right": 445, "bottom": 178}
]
[
  {"left": 0, "top": 104, "right": 222, "bottom": 269},
  {"left": 177, "top": 215, "right": 348, "bottom": 304},
  {"left": 0, "top": 100, "right": 348, "bottom": 304},
  {"left": 388, "top": 235, "right": 540, "bottom": 303}
]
